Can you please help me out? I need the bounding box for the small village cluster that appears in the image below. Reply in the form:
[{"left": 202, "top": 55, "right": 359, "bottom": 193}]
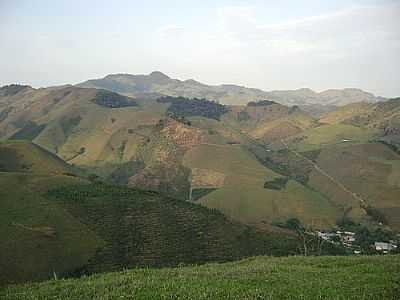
[{"left": 317, "top": 230, "right": 398, "bottom": 254}]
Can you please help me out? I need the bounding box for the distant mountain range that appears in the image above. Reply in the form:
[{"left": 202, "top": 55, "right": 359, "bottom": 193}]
[
  {"left": 77, "top": 71, "right": 384, "bottom": 106},
  {"left": 1, "top": 77, "right": 400, "bottom": 285}
]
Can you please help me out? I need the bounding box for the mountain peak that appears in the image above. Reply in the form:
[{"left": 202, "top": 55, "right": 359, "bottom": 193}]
[
  {"left": 297, "top": 88, "right": 315, "bottom": 93},
  {"left": 149, "top": 71, "right": 170, "bottom": 80}
]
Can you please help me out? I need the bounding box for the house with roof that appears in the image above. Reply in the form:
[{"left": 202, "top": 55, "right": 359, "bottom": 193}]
[{"left": 374, "top": 242, "right": 397, "bottom": 253}]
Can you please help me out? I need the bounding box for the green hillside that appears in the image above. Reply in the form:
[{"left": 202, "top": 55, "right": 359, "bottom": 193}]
[
  {"left": 0, "top": 141, "right": 312, "bottom": 285},
  {"left": 0, "top": 172, "right": 99, "bottom": 285},
  {"left": 286, "top": 123, "right": 377, "bottom": 152},
  {"left": 183, "top": 144, "right": 339, "bottom": 228},
  {"left": 2, "top": 255, "right": 399, "bottom": 300},
  {"left": 45, "top": 184, "right": 302, "bottom": 271},
  {"left": 307, "top": 142, "right": 400, "bottom": 229},
  {"left": 0, "top": 140, "right": 73, "bottom": 174},
  {"left": 0, "top": 170, "right": 307, "bottom": 285}
]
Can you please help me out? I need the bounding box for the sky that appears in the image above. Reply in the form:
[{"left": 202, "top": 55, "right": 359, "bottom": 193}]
[{"left": 0, "top": 0, "right": 399, "bottom": 97}]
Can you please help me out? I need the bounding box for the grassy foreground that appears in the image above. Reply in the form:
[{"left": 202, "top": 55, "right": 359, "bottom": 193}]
[{"left": 2, "top": 255, "right": 399, "bottom": 300}]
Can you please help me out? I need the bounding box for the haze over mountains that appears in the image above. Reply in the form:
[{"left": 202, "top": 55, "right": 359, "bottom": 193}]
[{"left": 77, "top": 71, "right": 383, "bottom": 107}]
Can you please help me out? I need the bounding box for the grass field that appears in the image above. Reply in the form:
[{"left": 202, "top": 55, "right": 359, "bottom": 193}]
[
  {"left": 199, "top": 179, "right": 339, "bottom": 229},
  {"left": 0, "top": 140, "right": 72, "bottom": 174},
  {"left": 287, "top": 124, "right": 376, "bottom": 152},
  {"left": 184, "top": 144, "right": 339, "bottom": 228},
  {"left": 308, "top": 142, "right": 400, "bottom": 229},
  {"left": 2, "top": 255, "right": 399, "bottom": 300},
  {"left": 0, "top": 172, "right": 100, "bottom": 285}
]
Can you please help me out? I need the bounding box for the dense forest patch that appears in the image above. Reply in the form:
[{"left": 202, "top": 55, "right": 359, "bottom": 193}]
[
  {"left": 158, "top": 96, "right": 228, "bottom": 121},
  {"left": 92, "top": 90, "right": 138, "bottom": 108}
]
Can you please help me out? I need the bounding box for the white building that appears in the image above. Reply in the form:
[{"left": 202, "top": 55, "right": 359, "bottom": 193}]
[{"left": 375, "top": 242, "right": 397, "bottom": 252}]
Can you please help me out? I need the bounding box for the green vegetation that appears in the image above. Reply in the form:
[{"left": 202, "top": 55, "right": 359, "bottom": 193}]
[
  {"left": 250, "top": 145, "right": 313, "bottom": 184},
  {"left": 107, "top": 160, "right": 145, "bottom": 184},
  {"left": 309, "top": 142, "right": 400, "bottom": 229},
  {"left": 158, "top": 96, "right": 228, "bottom": 120},
  {"left": 92, "top": 90, "right": 137, "bottom": 108},
  {"left": 336, "top": 218, "right": 398, "bottom": 253},
  {"left": 365, "top": 205, "right": 388, "bottom": 225},
  {"left": 0, "top": 141, "right": 72, "bottom": 174},
  {"left": 3, "top": 255, "right": 399, "bottom": 300},
  {"left": 60, "top": 115, "right": 81, "bottom": 137},
  {"left": 378, "top": 140, "right": 400, "bottom": 155},
  {"left": 264, "top": 177, "right": 289, "bottom": 190},
  {"left": 9, "top": 121, "right": 46, "bottom": 141},
  {"left": 184, "top": 144, "right": 339, "bottom": 228},
  {"left": 0, "top": 141, "right": 303, "bottom": 285},
  {"left": 288, "top": 124, "right": 376, "bottom": 151},
  {"left": 45, "top": 183, "right": 300, "bottom": 274},
  {"left": 0, "top": 172, "right": 99, "bottom": 285},
  {"left": 1, "top": 80, "right": 400, "bottom": 238},
  {"left": 247, "top": 99, "right": 277, "bottom": 106},
  {"left": 302, "top": 149, "right": 322, "bottom": 162}
]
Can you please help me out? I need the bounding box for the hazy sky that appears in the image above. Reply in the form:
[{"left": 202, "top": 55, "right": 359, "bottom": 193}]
[{"left": 1, "top": 0, "right": 399, "bottom": 97}]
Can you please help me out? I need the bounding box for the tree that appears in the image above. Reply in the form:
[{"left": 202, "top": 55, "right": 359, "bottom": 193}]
[
  {"left": 285, "top": 218, "right": 308, "bottom": 256},
  {"left": 355, "top": 227, "right": 373, "bottom": 252}
]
